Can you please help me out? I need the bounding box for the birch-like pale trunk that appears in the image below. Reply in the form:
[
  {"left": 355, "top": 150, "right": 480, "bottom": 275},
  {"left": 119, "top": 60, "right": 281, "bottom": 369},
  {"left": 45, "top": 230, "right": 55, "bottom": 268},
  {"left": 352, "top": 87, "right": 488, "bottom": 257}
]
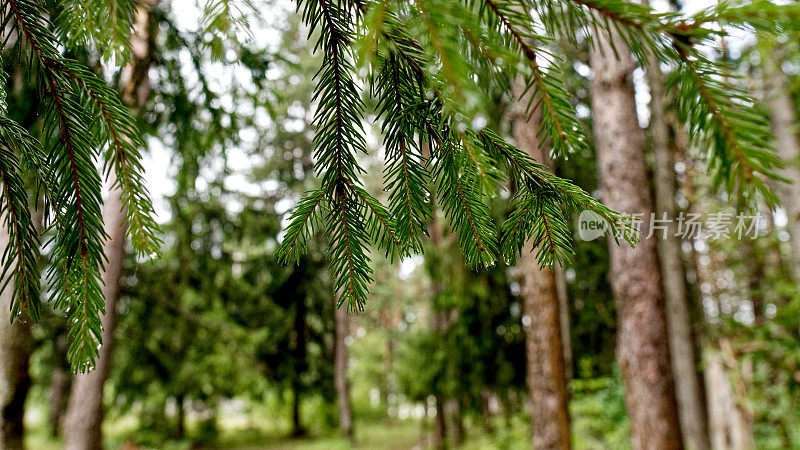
[
  {"left": 704, "top": 348, "right": 754, "bottom": 450},
  {"left": 763, "top": 43, "right": 800, "bottom": 269}
]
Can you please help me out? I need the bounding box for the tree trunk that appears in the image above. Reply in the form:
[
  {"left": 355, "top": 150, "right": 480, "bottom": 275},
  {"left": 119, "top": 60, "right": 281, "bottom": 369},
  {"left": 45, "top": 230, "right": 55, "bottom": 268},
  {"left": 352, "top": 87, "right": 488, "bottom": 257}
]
[
  {"left": 63, "top": 4, "right": 156, "bottom": 448},
  {"left": 512, "top": 80, "right": 572, "bottom": 450},
  {"left": 0, "top": 229, "right": 32, "bottom": 450},
  {"left": 762, "top": 41, "right": 800, "bottom": 269},
  {"left": 480, "top": 389, "right": 496, "bottom": 436},
  {"left": 433, "top": 398, "right": 447, "bottom": 449},
  {"left": 334, "top": 305, "right": 353, "bottom": 440},
  {"left": 48, "top": 368, "right": 66, "bottom": 438},
  {"left": 290, "top": 288, "right": 308, "bottom": 438},
  {"left": 289, "top": 384, "right": 303, "bottom": 437},
  {"left": 743, "top": 242, "right": 766, "bottom": 326},
  {"left": 174, "top": 394, "right": 185, "bottom": 440},
  {"left": 445, "top": 398, "right": 465, "bottom": 447},
  {"left": 589, "top": 26, "right": 684, "bottom": 450},
  {"left": 645, "top": 36, "right": 711, "bottom": 450},
  {"left": 554, "top": 265, "right": 573, "bottom": 383},
  {"left": 424, "top": 183, "right": 449, "bottom": 449},
  {"left": 704, "top": 349, "right": 754, "bottom": 450},
  {"left": 48, "top": 336, "right": 70, "bottom": 438}
]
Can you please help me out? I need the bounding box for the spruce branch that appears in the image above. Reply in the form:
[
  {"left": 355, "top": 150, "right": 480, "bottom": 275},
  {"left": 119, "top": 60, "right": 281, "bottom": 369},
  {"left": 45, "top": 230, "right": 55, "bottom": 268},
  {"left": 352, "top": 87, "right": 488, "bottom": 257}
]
[
  {"left": 4, "top": 0, "right": 158, "bottom": 371},
  {"left": 373, "top": 52, "right": 431, "bottom": 252},
  {"left": 480, "top": 0, "right": 589, "bottom": 157},
  {"left": 55, "top": 0, "right": 137, "bottom": 63},
  {"left": 282, "top": 0, "right": 788, "bottom": 312},
  {"left": 284, "top": 0, "right": 395, "bottom": 309},
  {"left": 0, "top": 118, "right": 42, "bottom": 322},
  {"left": 277, "top": 186, "right": 327, "bottom": 264},
  {"left": 671, "top": 52, "right": 782, "bottom": 207}
]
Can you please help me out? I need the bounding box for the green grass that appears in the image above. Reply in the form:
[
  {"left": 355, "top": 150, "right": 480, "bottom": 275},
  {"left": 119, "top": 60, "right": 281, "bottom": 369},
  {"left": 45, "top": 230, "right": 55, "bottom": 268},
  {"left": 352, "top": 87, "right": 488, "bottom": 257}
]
[
  {"left": 24, "top": 414, "right": 425, "bottom": 450},
  {"left": 214, "top": 419, "right": 425, "bottom": 450}
]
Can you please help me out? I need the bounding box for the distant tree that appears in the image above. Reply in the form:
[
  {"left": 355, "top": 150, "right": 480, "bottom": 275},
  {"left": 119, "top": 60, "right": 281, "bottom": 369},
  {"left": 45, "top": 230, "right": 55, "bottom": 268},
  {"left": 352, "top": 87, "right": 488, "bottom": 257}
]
[{"left": 397, "top": 221, "right": 526, "bottom": 447}]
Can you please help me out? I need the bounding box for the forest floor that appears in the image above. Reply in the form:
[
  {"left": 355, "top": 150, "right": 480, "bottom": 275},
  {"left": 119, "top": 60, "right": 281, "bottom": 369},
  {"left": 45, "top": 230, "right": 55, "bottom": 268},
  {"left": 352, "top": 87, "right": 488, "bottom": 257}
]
[
  {"left": 215, "top": 419, "right": 426, "bottom": 450},
  {"left": 24, "top": 413, "right": 625, "bottom": 449},
  {"left": 22, "top": 377, "right": 631, "bottom": 449},
  {"left": 25, "top": 416, "right": 429, "bottom": 450}
]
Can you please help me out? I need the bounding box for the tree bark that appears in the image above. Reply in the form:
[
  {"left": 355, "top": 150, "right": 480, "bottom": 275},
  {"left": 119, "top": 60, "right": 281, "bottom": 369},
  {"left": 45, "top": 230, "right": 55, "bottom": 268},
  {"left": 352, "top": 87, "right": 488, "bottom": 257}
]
[
  {"left": 48, "top": 336, "right": 69, "bottom": 438},
  {"left": 512, "top": 80, "right": 572, "bottom": 450},
  {"left": 433, "top": 397, "right": 447, "bottom": 449},
  {"left": 290, "top": 384, "right": 303, "bottom": 437},
  {"left": 763, "top": 41, "right": 800, "bottom": 269},
  {"left": 0, "top": 226, "right": 33, "bottom": 450},
  {"left": 48, "top": 367, "right": 66, "bottom": 438},
  {"left": 743, "top": 242, "right": 766, "bottom": 326},
  {"left": 704, "top": 349, "right": 754, "bottom": 450},
  {"left": 334, "top": 304, "right": 353, "bottom": 440},
  {"left": 63, "top": 4, "right": 156, "bottom": 448},
  {"left": 645, "top": 36, "right": 711, "bottom": 450},
  {"left": 445, "top": 398, "right": 465, "bottom": 447},
  {"left": 554, "top": 265, "right": 573, "bottom": 383},
  {"left": 589, "top": 26, "right": 684, "bottom": 450},
  {"left": 175, "top": 395, "right": 185, "bottom": 440}
]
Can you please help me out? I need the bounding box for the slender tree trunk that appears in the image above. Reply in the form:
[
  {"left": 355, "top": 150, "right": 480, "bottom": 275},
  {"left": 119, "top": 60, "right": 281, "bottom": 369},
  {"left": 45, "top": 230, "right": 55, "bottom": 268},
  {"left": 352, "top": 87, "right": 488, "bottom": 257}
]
[
  {"left": 0, "top": 231, "right": 32, "bottom": 450},
  {"left": 481, "top": 389, "right": 496, "bottom": 436},
  {"left": 424, "top": 179, "right": 449, "bottom": 450},
  {"left": 290, "top": 289, "right": 308, "bottom": 438},
  {"left": 512, "top": 80, "right": 572, "bottom": 450},
  {"left": 589, "top": 26, "right": 684, "bottom": 450},
  {"left": 290, "top": 384, "right": 303, "bottom": 437},
  {"left": 433, "top": 397, "right": 447, "bottom": 449},
  {"left": 48, "top": 367, "right": 66, "bottom": 438},
  {"left": 334, "top": 305, "right": 353, "bottom": 440},
  {"left": 743, "top": 242, "right": 766, "bottom": 326},
  {"left": 554, "top": 265, "right": 573, "bottom": 383},
  {"left": 48, "top": 336, "right": 70, "bottom": 438},
  {"left": 175, "top": 395, "right": 185, "bottom": 440},
  {"left": 704, "top": 348, "right": 754, "bottom": 450},
  {"left": 380, "top": 309, "right": 393, "bottom": 407},
  {"left": 445, "top": 398, "right": 465, "bottom": 446},
  {"left": 645, "top": 36, "right": 711, "bottom": 450},
  {"left": 63, "top": 4, "right": 157, "bottom": 448},
  {"left": 762, "top": 42, "right": 800, "bottom": 269}
]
